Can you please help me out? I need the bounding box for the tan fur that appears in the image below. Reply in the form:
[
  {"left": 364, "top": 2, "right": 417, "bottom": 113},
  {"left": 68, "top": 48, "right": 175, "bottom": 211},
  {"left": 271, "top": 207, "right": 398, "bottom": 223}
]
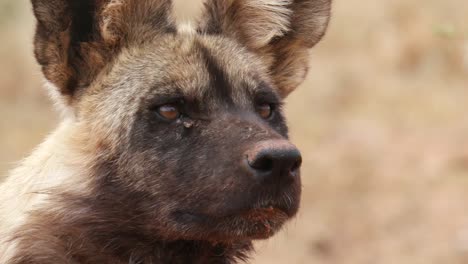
[{"left": 0, "top": 119, "right": 96, "bottom": 262}]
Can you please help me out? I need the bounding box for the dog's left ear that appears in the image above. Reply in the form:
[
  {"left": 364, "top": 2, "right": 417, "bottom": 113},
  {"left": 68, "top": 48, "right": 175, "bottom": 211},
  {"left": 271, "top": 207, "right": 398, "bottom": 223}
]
[{"left": 198, "top": 0, "right": 332, "bottom": 97}]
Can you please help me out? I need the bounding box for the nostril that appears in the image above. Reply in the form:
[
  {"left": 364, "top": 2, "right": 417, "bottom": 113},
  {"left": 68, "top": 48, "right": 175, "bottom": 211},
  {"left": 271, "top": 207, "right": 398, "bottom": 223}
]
[
  {"left": 289, "top": 156, "right": 302, "bottom": 175},
  {"left": 249, "top": 154, "right": 274, "bottom": 172}
]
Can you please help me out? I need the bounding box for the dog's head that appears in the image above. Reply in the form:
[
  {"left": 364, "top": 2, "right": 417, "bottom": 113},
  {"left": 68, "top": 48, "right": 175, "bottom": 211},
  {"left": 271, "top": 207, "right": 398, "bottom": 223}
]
[{"left": 31, "top": 0, "right": 331, "bottom": 242}]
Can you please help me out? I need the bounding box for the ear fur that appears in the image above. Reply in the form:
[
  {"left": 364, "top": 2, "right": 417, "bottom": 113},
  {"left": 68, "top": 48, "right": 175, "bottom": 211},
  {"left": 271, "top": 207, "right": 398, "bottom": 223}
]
[
  {"left": 198, "top": 0, "right": 332, "bottom": 97},
  {"left": 31, "top": 0, "right": 175, "bottom": 104}
]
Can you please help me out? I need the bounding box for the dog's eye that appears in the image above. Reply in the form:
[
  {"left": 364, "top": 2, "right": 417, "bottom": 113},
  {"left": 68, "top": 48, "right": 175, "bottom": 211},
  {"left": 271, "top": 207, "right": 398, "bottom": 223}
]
[
  {"left": 156, "top": 104, "right": 181, "bottom": 121},
  {"left": 256, "top": 103, "right": 273, "bottom": 119}
]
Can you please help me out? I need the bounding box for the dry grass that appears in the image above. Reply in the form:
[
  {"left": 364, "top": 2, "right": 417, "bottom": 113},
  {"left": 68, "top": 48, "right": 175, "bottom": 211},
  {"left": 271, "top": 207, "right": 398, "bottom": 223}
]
[{"left": 1, "top": 0, "right": 467, "bottom": 263}]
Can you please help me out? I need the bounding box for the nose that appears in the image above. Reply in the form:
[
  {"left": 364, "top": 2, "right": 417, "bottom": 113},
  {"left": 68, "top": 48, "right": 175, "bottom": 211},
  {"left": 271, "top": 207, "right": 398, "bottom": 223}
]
[{"left": 245, "top": 140, "right": 302, "bottom": 183}]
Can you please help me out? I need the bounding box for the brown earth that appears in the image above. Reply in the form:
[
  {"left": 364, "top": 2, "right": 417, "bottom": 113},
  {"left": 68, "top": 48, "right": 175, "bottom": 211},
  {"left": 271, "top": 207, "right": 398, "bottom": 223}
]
[{"left": 1, "top": 1, "right": 467, "bottom": 263}]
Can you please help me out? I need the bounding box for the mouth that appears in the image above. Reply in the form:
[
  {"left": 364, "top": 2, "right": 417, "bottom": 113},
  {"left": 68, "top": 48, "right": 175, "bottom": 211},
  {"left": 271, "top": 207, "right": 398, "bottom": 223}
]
[
  {"left": 242, "top": 205, "right": 288, "bottom": 218},
  {"left": 171, "top": 198, "right": 296, "bottom": 241}
]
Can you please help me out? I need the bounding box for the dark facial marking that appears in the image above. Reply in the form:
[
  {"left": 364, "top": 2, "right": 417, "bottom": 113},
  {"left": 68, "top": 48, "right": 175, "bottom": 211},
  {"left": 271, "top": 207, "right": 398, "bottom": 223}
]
[
  {"left": 197, "top": 1, "right": 223, "bottom": 35},
  {"left": 69, "top": 1, "right": 97, "bottom": 43},
  {"left": 196, "top": 42, "right": 234, "bottom": 106}
]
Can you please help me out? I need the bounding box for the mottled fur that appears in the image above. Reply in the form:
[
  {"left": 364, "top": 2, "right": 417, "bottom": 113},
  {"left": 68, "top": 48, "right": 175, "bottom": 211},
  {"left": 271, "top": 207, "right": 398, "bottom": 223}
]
[{"left": 0, "top": 0, "right": 331, "bottom": 263}]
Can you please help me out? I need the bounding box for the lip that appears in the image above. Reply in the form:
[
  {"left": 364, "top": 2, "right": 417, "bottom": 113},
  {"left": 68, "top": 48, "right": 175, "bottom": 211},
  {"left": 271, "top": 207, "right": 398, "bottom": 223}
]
[
  {"left": 174, "top": 201, "right": 292, "bottom": 225},
  {"left": 239, "top": 206, "right": 289, "bottom": 222},
  {"left": 175, "top": 196, "right": 297, "bottom": 224},
  {"left": 175, "top": 205, "right": 289, "bottom": 224},
  {"left": 252, "top": 196, "right": 298, "bottom": 216}
]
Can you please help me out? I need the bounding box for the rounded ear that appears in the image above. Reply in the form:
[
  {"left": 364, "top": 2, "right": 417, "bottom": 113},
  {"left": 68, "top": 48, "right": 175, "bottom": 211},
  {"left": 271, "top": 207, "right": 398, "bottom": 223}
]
[
  {"left": 198, "top": 0, "right": 332, "bottom": 97},
  {"left": 31, "top": 0, "right": 175, "bottom": 105}
]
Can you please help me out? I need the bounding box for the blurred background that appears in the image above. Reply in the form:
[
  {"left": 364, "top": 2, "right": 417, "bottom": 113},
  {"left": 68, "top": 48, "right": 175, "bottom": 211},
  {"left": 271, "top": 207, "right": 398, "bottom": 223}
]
[{"left": 1, "top": 0, "right": 467, "bottom": 263}]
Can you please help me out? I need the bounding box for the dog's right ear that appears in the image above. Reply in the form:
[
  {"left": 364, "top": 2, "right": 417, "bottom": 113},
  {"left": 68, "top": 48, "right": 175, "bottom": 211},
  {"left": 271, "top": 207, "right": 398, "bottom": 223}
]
[{"left": 32, "top": 0, "right": 175, "bottom": 106}]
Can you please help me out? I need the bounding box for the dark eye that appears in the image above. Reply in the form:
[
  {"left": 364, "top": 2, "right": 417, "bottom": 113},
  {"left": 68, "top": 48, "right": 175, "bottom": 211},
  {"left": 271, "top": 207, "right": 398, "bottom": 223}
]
[
  {"left": 156, "top": 104, "right": 181, "bottom": 121},
  {"left": 256, "top": 103, "right": 274, "bottom": 119}
]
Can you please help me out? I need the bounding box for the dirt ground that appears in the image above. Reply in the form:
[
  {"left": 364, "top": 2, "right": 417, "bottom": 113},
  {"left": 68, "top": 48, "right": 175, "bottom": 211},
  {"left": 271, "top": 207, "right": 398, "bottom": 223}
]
[{"left": 1, "top": 1, "right": 467, "bottom": 263}]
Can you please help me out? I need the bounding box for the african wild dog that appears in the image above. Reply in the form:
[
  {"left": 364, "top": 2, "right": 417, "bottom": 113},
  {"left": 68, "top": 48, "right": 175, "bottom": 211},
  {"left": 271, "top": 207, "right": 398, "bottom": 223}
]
[{"left": 0, "top": 0, "right": 331, "bottom": 263}]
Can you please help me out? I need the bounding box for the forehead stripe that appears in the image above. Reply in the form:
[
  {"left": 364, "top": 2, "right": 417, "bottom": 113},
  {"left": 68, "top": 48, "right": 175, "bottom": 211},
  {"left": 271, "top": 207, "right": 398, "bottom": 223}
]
[{"left": 196, "top": 42, "right": 234, "bottom": 105}]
